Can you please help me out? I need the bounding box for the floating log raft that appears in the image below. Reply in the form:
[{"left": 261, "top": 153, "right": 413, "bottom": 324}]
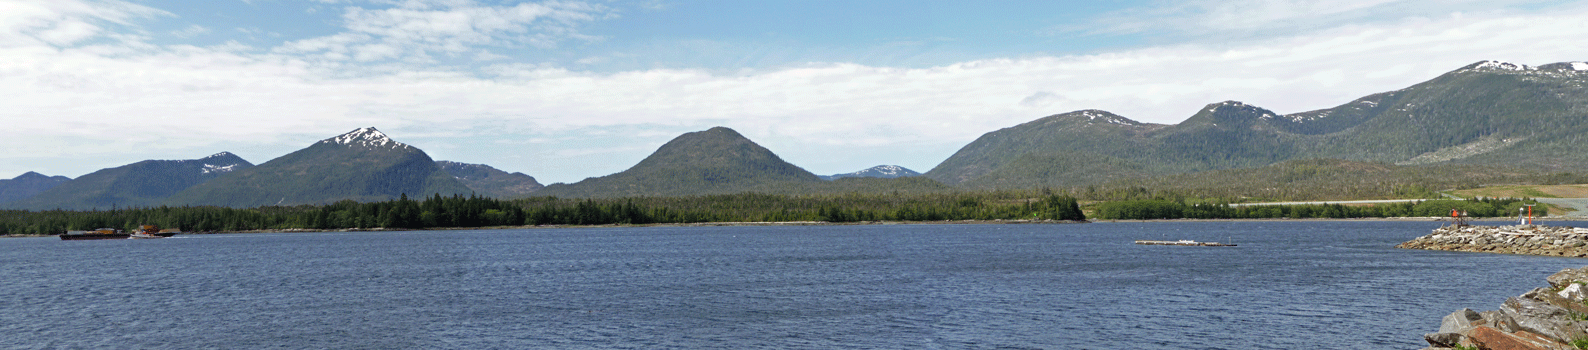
[{"left": 1134, "top": 240, "right": 1236, "bottom": 247}]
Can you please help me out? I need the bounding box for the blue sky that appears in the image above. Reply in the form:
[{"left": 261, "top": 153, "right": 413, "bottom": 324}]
[
  {"left": 2, "top": 0, "right": 1586, "bottom": 184},
  {"left": 140, "top": 1, "right": 1141, "bottom": 72}
]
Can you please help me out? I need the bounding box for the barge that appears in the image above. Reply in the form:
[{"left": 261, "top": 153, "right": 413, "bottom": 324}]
[{"left": 60, "top": 225, "right": 179, "bottom": 240}]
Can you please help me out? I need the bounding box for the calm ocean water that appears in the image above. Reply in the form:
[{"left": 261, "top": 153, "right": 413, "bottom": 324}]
[{"left": 3, "top": 220, "right": 1585, "bottom": 349}]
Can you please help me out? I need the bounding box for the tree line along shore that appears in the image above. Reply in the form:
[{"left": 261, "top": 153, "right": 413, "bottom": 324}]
[{"left": 0, "top": 190, "right": 1552, "bottom": 236}]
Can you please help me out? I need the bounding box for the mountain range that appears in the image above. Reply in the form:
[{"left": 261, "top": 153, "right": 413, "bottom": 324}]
[
  {"left": 926, "top": 60, "right": 1588, "bottom": 189},
  {"left": 5, "top": 60, "right": 1586, "bottom": 207},
  {"left": 4, "top": 152, "right": 252, "bottom": 210}
]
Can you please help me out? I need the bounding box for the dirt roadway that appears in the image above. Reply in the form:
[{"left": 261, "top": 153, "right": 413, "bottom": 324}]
[{"left": 1231, "top": 198, "right": 1588, "bottom": 218}]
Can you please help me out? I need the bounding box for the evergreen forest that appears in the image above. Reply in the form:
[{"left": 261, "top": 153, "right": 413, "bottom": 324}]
[
  {"left": 0, "top": 190, "right": 1556, "bottom": 236},
  {"left": 0, "top": 192, "right": 1084, "bottom": 236}
]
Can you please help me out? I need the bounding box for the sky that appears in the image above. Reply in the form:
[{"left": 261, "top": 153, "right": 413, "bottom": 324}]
[{"left": 2, "top": 0, "right": 1586, "bottom": 184}]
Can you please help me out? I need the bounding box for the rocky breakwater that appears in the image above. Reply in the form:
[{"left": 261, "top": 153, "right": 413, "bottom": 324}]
[
  {"left": 1398, "top": 225, "right": 1588, "bottom": 257},
  {"left": 1419, "top": 267, "right": 1588, "bottom": 350}
]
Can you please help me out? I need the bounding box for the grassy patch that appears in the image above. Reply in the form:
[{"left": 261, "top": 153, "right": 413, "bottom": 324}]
[{"left": 1571, "top": 337, "right": 1588, "bottom": 350}]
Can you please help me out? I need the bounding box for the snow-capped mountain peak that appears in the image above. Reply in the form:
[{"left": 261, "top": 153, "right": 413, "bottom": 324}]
[
  {"left": 320, "top": 127, "right": 409, "bottom": 149},
  {"left": 196, "top": 152, "right": 247, "bottom": 174},
  {"left": 822, "top": 165, "right": 921, "bottom": 180},
  {"left": 868, "top": 165, "right": 906, "bottom": 176}
]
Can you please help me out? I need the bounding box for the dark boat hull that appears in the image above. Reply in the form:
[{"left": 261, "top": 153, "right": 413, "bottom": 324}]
[
  {"left": 59, "top": 232, "right": 176, "bottom": 240},
  {"left": 59, "top": 234, "right": 131, "bottom": 240}
]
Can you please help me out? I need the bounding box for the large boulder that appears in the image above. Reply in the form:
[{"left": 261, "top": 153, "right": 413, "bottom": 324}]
[
  {"left": 1441, "top": 308, "right": 1485, "bottom": 333},
  {"left": 1480, "top": 310, "right": 1524, "bottom": 333},
  {"left": 1425, "top": 332, "right": 1465, "bottom": 347},
  {"left": 1500, "top": 296, "right": 1579, "bottom": 343},
  {"left": 1548, "top": 267, "right": 1588, "bottom": 289},
  {"left": 1465, "top": 326, "right": 1572, "bottom": 350}
]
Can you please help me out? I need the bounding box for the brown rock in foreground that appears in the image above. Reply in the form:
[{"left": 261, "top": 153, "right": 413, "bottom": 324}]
[
  {"left": 1418, "top": 266, "right": 1588, "bottom": 350},
  {"left": 1397, "top": 225, "right": 1588, "bottom": 258}
]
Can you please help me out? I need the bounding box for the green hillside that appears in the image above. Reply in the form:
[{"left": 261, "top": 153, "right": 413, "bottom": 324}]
[
  {"left": 163, "top": 128, "right": 470, "bottom": 207},
  {"left": 955, "top": 151, "right": 1148, "bottom": 190},
  {"left": 1083, "top": 159, "right": 1562, "bottom": 202},
  {"left": 6, "top": 152, "right": 252, "bottom": 210}
]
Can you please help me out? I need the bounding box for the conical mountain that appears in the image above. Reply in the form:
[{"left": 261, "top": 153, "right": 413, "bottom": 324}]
[
  {"left": 0, "top": 172, "right": 73, "bottom": 205},
  {"left": 436, "top": 161, "right": 544, "bottom": 198},
  {"left": 536, "top": 127, "right": 821, "bottom": 198},
  {"left": 164, "top": 127, "right": 470, "bottom": 207},
  {"left": 927, "top": 60, "right": 1588, "bottom": 188},
  {"left": 6, "top": 152, "right": 253, "bottom": 210}
]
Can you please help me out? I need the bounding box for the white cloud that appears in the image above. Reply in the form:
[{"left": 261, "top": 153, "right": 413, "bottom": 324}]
[
  {"left": 0, "top": 0, "right": 167, "bottom": 46},
  {"left": 171, "top": 24, "right": 208, "bottom": 38},
  {"left": 277, "top": 0, "right": 610, "bottom": 63}
]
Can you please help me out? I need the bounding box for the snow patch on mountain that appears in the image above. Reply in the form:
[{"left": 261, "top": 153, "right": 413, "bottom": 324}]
[
  {"left": 202, "top": 164, "right": 239, "bottom": 174},
  {"left": 437, "top": 160, "right": 485, "bottom": 170},
  {"left": 1079, "top": 110, "right": 1137, "bottom": 125},
  {"left": 321, "top": 127, "right": 410, "bottom": 149},
  {"left": 1287, "top": 111, "right": 1327, "bottom": 122},
  {"left": 1468, "top": 60, "right": 1533, "bottom": 71}
]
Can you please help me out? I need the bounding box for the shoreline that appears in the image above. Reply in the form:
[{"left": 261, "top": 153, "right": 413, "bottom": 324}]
[{"left": 8, "top": 216, "right": 1584, "bottom": 238}]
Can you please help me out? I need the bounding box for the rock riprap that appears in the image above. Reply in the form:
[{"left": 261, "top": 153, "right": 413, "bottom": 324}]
[
  {"left": 1398, "top": 225, "right": 1588, "bottom": 257},
  {"left": 1419, "top": 266, "right": 1588, "bottom": 350}
]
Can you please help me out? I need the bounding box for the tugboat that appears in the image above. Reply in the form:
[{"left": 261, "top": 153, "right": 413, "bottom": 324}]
[{"left": 128, "top": 225, "right": 179, "bottom": 239}]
